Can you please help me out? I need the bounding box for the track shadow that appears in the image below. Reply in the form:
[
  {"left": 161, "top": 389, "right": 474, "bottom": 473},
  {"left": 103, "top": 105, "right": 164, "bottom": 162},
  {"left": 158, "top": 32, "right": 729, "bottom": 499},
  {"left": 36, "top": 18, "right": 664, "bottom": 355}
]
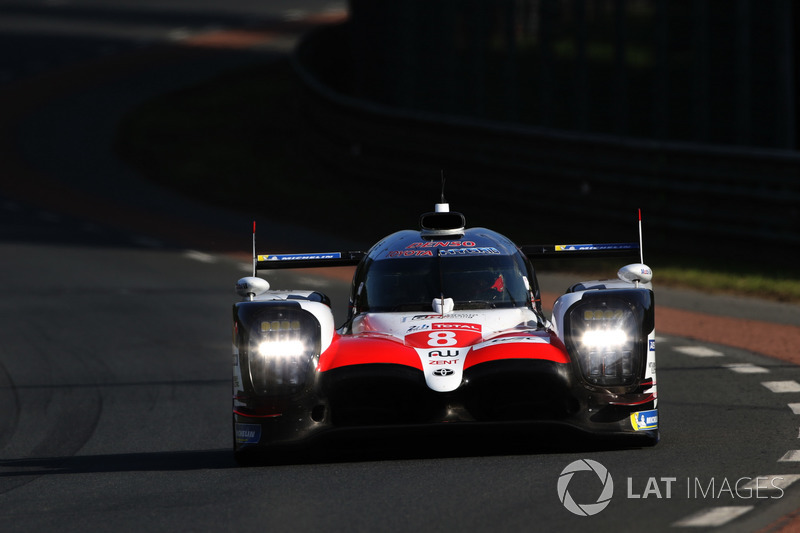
[
  {"left": 235, "top": 424, "right": 653, "bottom": 467},
  {"left": 0, "top": 449, "right": 236, "bottom": 477},
  {"left": 0, "top": 424, "right": 650, "bottom": 476}
]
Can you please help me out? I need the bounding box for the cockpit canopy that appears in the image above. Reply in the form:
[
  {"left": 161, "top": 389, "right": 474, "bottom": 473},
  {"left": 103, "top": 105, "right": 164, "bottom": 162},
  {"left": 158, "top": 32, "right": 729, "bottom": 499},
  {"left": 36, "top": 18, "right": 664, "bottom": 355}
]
[{"left": 352, "top": 228, "right": 537, "bottom": 313}]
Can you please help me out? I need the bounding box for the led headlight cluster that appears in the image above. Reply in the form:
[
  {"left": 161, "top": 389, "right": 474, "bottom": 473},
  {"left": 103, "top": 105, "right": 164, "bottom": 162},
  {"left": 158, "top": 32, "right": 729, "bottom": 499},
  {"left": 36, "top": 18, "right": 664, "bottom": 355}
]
[
  {"left": 247, "top": 310, "right": 318, "bottom": 395},
  {"left": 567, "top": 299, "right": 642, "bottom": 387}
]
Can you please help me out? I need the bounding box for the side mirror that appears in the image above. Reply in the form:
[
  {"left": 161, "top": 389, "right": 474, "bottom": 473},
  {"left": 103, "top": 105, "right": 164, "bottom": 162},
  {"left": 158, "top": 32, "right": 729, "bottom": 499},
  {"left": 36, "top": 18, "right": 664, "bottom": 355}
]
[{"left": 617, "top": 264, "right": 653, "bottom": 285}]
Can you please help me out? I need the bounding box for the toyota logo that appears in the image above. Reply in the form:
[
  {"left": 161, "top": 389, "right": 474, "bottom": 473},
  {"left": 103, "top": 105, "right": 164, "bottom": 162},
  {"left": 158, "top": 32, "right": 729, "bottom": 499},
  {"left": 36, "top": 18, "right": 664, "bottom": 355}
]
[{"left": 433, "top": 369, "right": 454, "bottom": 376}]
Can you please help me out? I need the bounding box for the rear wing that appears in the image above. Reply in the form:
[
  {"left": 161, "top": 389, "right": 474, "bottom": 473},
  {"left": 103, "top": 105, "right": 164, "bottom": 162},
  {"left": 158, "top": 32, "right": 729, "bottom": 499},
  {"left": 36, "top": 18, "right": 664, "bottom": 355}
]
[
  {"left": 524, "top": 210, "right": 645, "bottom": 262},
  {"left": 255, "top": 251, "right": 366, "bottom": 272},
  {"left": 252, "top": 243, "right": 638, "bottom": 273},
  {"left": 521, "top": 242, "right": 640, "bottom": 259}
]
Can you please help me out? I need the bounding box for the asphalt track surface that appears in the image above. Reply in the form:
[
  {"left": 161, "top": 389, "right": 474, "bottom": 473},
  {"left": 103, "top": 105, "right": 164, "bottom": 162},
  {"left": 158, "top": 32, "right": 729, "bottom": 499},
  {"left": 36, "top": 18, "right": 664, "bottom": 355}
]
[{"left": 1, "top": 2, "right": 800, "bottom": 532}]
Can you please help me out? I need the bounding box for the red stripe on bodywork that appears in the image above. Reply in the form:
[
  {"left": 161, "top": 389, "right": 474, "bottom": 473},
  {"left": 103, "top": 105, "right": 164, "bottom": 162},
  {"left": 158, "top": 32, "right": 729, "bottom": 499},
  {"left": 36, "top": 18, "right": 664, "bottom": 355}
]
[
  {"left": 318, "top": 334, "right": 423, "bottom": 372},
  {"left": 233, "top": 409, "right": 282, "bottom": 418}
]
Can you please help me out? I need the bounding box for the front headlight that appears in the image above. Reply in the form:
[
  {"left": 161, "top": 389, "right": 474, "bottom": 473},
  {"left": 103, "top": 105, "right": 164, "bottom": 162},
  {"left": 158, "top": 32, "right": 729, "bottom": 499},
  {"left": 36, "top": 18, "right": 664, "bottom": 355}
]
[
  {"left": 246, "top": 310, "right": 319, "bottom": 395},
  {"left": 581, "top": 329, "right": 628, "bottom": 348},
  {"left": 567, "top": 298, "right": 643, "bottom": 387},
  {"left": 257, "top": 339, "right": 306, "bottom": 357}
]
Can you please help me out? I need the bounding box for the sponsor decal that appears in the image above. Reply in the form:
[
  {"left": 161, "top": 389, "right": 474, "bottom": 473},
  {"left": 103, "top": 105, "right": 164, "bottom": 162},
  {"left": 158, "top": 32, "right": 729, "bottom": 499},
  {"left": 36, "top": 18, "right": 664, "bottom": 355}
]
[
  {"left": 414, "top": 341, "right": 471, "bottom": 392},
  {"left": 439, "top": 247, "right": 500, "bottom": 256},
  {"left": 555, "top": 243, "right": 637, "bottom": 252},
  {"left": 259, "top": 252, "right": 341, "bottom": 261},
  {"left": 235, "top": 423, "right": 262, "bottom": 444},
  {"left": 428, "top": 349, "right": 460, "bottom": 358},
  {"left": 387, "top": 250, "right": 434, "bottom": 257},
  {"left": 404, "top": 313, "right": 480, "bottom": 321},
  {"left": 630, "top": 409, "right": 658, "bottom": 431},
  {"left": 405, "top": 241, "right": 476, "bottom": 248},
  {"left": 432, "top": 322, "right": 481, "bottom": 332},
  {"left": 649, "top": 339, "right": 656, "bottom": 351}
]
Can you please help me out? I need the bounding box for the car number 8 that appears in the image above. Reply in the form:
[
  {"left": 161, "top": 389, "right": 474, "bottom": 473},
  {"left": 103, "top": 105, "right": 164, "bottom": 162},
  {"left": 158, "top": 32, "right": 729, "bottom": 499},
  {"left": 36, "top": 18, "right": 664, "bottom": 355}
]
[{"left": 428, "top": 331, "right": 457, "bottom": 346}]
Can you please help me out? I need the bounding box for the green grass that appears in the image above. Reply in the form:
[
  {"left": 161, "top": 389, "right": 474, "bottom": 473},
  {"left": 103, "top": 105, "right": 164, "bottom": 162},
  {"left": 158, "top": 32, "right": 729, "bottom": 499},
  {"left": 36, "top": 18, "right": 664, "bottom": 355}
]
[
  {"left": 115, "top": 58, "right": 800, "bottom": 304},
  {"left": 656, "top": 266, "right": 800, "bottom": 303}
]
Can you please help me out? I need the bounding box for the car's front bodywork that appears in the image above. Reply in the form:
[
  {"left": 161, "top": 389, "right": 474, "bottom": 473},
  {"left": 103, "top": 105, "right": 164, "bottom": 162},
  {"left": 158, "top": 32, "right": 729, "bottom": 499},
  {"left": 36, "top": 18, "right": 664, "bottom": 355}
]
[{"left": 232, "top": 206, "right": 657, "bottom": 461}]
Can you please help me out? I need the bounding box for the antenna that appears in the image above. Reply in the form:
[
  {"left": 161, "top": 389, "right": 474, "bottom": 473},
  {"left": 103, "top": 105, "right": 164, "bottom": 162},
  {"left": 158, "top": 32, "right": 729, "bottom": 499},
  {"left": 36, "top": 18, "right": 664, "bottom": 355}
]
[
  {"left": 435, "top": 171, "right": 449, "bottom": 213},
  {"left": 252, "top": 221, "right": 257, "bottom": 277},
  {"left": 638, "top": 208, "right": 644, "bottom": 264}
]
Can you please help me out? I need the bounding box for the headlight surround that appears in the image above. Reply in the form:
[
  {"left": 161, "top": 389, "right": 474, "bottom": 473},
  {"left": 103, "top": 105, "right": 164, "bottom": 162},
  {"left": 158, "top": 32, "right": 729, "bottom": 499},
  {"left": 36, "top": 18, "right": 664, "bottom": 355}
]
[
  {"left": 245, "top": 309, "right": 319, "bottom": 395},
  {"left": 566, "top": 296, "right": 644, "bottom": 387}
]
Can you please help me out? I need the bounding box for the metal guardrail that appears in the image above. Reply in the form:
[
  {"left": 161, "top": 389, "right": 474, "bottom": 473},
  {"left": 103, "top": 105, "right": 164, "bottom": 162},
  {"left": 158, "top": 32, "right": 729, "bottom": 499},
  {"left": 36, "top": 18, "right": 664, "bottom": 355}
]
[{"left": 291, "top": 24, "right": 800, "bottom": 258}]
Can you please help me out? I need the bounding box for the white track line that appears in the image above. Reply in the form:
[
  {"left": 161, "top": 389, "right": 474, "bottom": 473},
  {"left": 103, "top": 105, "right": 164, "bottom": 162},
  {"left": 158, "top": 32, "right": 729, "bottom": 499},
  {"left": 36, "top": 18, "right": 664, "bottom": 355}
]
[
  {"left": 673, "top": 506, "right": 753, "bottom": 527},
  {"left": 778, "top": 451, "right": 800, "bottom": 462},
  {"left": 790, "top": 404, "right": 800, "bottom": 415},
  {"left": 673, "top": 346, "right": 724, "bottom": 357},
  {"left": 183, "top": 250, "right": 216, "bottom": 263},
  {"left": 724, "top": 363, "right": 769, "bottom": 374},
  {"left": 762, "top": 381, "right": 800, "bottom": 393}
]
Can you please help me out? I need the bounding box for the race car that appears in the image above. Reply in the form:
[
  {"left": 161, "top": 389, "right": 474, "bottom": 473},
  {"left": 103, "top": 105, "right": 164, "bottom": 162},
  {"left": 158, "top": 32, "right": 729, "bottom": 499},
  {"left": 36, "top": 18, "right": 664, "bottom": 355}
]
[{"left": 231, "top": 202, "right": 657, "bottom": 463}]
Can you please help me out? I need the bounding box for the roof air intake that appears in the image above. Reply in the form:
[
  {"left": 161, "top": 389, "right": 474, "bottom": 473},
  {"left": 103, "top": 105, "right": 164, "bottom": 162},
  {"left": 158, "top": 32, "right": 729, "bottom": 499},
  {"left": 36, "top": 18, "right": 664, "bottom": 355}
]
[{"left": 420, "top": 203, "right": 466, "bottom": 238}]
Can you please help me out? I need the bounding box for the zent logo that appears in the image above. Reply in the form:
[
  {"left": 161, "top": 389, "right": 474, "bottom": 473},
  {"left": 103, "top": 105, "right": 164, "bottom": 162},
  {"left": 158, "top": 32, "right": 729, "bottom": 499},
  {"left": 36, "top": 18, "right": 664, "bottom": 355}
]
[{"left": 557, "top": 459, "right": 614, "bottom": 516}]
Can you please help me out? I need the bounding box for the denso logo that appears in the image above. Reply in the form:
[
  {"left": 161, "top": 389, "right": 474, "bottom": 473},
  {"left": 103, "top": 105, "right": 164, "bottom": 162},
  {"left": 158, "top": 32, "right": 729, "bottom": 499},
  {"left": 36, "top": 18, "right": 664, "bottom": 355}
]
[{"left": 406, "top": 241, "right": 476, "bottom": 248}]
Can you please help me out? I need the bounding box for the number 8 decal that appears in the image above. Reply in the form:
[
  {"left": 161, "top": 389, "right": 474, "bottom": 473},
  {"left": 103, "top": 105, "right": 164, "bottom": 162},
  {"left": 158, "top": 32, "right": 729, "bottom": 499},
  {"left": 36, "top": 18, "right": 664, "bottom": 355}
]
[{"left": 428, "top": 331, "right": 457, "bottom": 346}]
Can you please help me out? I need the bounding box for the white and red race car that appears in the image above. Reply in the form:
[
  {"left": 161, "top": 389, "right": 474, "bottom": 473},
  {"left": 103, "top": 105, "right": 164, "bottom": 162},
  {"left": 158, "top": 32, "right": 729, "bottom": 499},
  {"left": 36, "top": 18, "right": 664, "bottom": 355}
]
[{"left": 232, "top": 202, "right": 657, "bottom": 463}]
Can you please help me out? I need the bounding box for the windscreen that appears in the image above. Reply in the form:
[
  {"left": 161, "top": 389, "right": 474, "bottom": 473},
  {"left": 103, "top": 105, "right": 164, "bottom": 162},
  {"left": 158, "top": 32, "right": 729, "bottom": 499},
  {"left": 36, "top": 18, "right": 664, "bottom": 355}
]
[{"left": 359, "top": 252, "right": 532, "bottom": 312}]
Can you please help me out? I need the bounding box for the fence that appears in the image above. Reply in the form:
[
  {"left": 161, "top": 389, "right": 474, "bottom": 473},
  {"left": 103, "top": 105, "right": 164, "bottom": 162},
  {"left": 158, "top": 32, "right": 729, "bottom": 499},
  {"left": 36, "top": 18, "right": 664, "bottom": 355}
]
[{"left": 292, "top": 24, "right": 800, "bottom": 264}]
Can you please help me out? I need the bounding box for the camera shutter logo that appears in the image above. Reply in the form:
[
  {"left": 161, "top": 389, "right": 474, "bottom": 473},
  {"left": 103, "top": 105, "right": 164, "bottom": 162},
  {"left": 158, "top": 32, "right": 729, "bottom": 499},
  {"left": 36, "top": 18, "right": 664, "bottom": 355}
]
[{"left": 557, "top": 459, "right": 614, "bottom": 516}]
